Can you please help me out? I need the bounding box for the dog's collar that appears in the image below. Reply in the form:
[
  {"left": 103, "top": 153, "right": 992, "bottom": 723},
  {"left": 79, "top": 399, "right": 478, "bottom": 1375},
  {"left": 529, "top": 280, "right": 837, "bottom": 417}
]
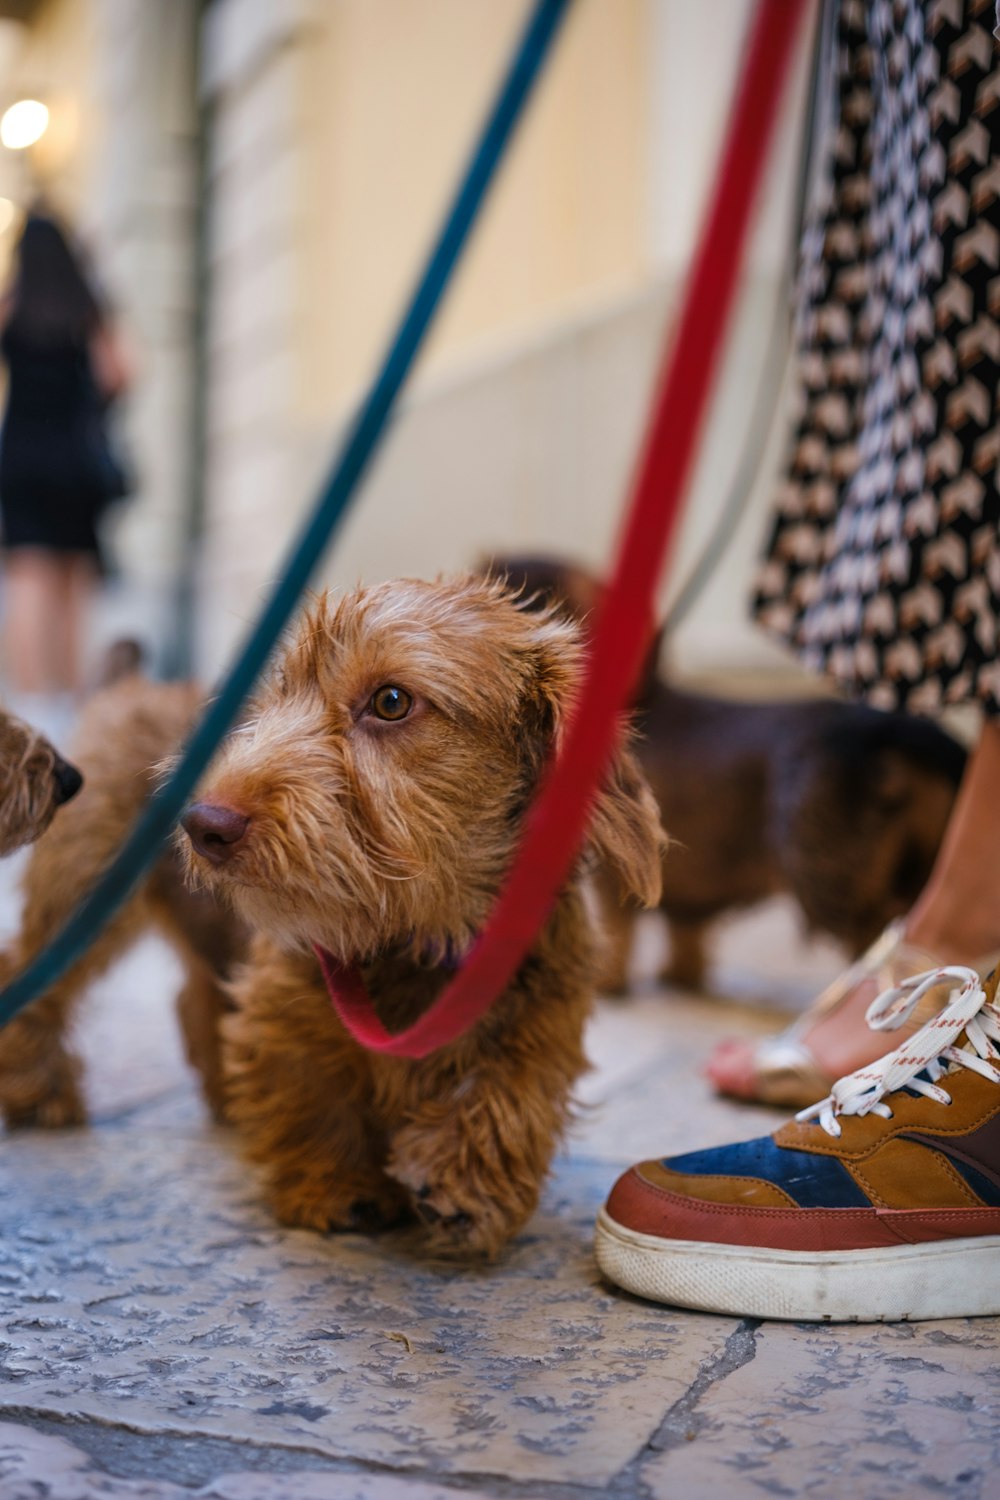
[
  {"left": 313, "top": 940, "right": 468, "bottom": 1049},
  {"left": 313, "top": 935, "right": 468, "bottom": 1031},
  {"left": 314, "top": 947, "right": 370, "bottom": 1031}
]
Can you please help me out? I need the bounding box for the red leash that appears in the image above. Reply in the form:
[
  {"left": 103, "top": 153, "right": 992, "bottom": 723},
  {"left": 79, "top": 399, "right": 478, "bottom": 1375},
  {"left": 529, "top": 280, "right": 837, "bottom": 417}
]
[{"left": 319, "top": 0, "right": 808, "bottom": 1057}]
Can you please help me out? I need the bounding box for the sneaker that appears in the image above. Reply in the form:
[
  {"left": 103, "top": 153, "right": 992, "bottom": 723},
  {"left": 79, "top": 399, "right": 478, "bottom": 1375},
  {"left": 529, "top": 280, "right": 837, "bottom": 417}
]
[{"left": 595, "top": 964, "right": 1000, "bottom": 1322}]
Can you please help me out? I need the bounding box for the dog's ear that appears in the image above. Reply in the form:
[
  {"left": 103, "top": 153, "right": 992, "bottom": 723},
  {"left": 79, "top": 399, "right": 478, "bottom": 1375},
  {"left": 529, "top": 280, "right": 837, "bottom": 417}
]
[
  {"left": 586, "top": 743, "right": 665, "bottom": 908},
  {"left": 514, "top": 612, "right": 578, "bottom": 783},
  {"left": 517, "top": 614, "right": 665, "bottom": 909}
]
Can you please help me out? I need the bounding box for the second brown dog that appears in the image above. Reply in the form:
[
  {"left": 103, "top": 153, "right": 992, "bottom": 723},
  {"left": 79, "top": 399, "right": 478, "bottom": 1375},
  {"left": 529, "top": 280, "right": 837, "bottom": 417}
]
[{"left": 490, "top": 556, "right": 966, "bottom": 993}]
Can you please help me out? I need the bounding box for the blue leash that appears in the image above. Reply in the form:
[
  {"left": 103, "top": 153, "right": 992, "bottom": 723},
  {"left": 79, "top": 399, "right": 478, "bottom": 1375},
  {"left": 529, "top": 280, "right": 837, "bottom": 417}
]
[{"left": 0, "top": 0, "right": 572, "bottom": 1028}]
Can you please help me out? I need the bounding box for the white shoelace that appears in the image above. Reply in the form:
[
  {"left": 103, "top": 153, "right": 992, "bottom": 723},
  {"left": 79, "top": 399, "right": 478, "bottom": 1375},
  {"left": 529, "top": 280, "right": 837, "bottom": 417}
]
[{"left": 796, "top": 965, "right": 1000, "bottom": 1139}]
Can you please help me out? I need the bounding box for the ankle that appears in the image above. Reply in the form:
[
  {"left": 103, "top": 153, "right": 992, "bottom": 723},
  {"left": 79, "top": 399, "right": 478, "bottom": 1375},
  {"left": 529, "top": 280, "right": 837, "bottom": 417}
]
[{"left": 904, "top": 911, "right": 1000, "bottom": 968}]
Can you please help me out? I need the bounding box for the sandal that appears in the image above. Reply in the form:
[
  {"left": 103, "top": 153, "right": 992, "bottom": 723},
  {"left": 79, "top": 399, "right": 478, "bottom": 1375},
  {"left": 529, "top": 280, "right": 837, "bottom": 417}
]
[{"left": 705, "top": 920, "right": 1000, "bottom": 1109}]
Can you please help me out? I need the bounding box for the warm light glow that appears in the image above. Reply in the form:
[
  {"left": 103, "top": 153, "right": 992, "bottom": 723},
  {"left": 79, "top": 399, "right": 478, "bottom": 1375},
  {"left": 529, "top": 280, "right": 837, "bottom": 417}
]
[
  {"left": 0, "top": 198, "right": 14, "bottom": 234},
  {"left": 0, "top": 100, "right": 49, "bottom": 150}
]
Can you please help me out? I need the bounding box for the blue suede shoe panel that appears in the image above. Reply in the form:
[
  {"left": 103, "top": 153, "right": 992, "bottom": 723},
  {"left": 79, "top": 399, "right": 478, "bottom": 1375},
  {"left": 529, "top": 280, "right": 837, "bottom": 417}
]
[{"left": 665, "top": 1135, "right": 871, "bottom": 1209}]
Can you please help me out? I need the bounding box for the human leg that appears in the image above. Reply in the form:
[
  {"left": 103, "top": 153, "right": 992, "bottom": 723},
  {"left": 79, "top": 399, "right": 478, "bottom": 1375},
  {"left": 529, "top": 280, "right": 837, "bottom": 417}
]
[
  {"left": 901, "top": 722, "right": 1000, "bottom": 961},
  {"left": 52, "top": 552, "right": 96, "bottom": 695},
  {"left": 3, "top": 548, "right": 63, "bottom": 693},
  {"left": 707, "top": 722, "right": 1000, "bottom": 1105}
]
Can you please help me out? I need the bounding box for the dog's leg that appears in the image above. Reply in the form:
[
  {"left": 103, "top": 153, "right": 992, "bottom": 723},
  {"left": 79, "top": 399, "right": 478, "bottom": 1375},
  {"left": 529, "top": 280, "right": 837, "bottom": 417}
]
[
  {"left": 223, "top": 945, "right": 409, "bottom": 1233},
  {"left": 0, "top": 945, "right": 87, "bottom": 1128},
  {"left": 385, "top": 1038, "right": 583, "bottom": 1260},
  {"left": 0, "top": 767, "right": 158, "bottom": 1128},
  {"left": 174, "top": 957, "right": 232, "bottom": 1124},
  {"left": 0, "top": 678, "right": 216, "bottom": 1131},
  {"left": 0, "top": 899, "right": 149, "bottom": 1129},
  {"left": 148, "top": 872, "right": 242, "bottom": 1125},
  {"left": 661, "top": 916, "right": 708, "bottom": 991}
]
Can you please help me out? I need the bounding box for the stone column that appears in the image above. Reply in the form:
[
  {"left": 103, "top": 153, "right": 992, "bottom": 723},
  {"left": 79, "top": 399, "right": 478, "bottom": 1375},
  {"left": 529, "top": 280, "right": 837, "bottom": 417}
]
[
  {"left": 196, "top": 0, "right": 315, "bottom": 678},
  {"left": 87, "top": 0, "right": 201, "bottom": 667}
]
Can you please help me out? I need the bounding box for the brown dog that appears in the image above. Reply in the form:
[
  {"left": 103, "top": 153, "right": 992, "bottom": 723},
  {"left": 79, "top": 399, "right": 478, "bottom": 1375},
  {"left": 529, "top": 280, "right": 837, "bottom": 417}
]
[
  {"left": 0, "top": 576, "right": 664, "bottom": 1257},
  {"left": 0, "top": 705, "right": 82, "bottom": 855},
  {"left": 0, "top": 674, "right": 243, "bottom": 1128},
  {"left": 490, "top": 556, "right": 966, "bottom": 992}
]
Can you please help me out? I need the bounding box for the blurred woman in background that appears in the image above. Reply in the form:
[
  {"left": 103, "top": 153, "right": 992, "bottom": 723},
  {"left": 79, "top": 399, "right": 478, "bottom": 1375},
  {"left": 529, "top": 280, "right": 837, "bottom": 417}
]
[{"left": 0, "top": 211, "right": 131, "bottom": 736}]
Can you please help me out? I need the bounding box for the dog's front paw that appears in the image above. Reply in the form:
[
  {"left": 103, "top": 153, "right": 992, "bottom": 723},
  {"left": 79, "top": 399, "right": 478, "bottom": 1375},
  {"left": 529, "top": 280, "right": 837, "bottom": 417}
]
[
  {"left": 387, "top": 1130, "right": 530, "bottom": 1260},
  {"left": 0, "top": 1052, "right": 86, "bottom": 1131},
  {"left": 267, "top": 1173, "right": 409, "bottom": 1236}
]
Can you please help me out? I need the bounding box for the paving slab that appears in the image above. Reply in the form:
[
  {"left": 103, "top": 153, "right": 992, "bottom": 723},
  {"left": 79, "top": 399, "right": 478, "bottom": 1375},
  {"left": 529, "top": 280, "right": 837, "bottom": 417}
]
[
  {"left": 0, "top": 1120, "right": 731, "bottom": 1488},
  {"left": 572, "top": 990, "right": 787, "bottom": 1162},
  {"left": 1, "top": 883, "right": 997, "bottom": 1497},
  {"left": 0, "top": 1420, "right": 501, "bottom": 1498},
  {"left": 645, "top": 1321, "right": 1000, "bottom": 1500}
]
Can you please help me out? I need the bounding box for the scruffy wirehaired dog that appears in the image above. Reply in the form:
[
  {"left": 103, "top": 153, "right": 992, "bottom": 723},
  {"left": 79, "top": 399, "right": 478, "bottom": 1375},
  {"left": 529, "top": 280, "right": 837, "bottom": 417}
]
[
  {"left": 0, "top": 577, "right": 664, "bottom": 1257},
  {"left": 0, "top": 708, "right": 82, "bottom": 854},
  {"left": 491, "top": 555, "right": 966, "bottom": 993}
]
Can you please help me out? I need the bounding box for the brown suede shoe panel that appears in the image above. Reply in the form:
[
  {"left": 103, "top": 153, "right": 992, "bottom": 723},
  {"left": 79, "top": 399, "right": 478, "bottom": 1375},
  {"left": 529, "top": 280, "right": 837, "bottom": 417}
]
[
  {"left": 608, "top": 1169, "right": 911, "bottom": 1250},
  {"left": 775, "top": 1067, "right": 1000, "bottom": 1160},
  {"left": 843, "top": 1137, "right": 987, "bottom": 1210},
  {"left": 635, "top": 1160, "right": 797, "bottom": 1208}
]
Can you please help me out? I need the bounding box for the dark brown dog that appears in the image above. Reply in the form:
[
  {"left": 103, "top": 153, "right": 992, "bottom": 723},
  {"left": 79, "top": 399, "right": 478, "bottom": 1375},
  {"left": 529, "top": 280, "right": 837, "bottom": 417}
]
[
  {"left": 0, "top": 576, "right": 664, "bottom": 1258},
  {"left": 490, "top": 556, "right": 966, "bottom": 992}
]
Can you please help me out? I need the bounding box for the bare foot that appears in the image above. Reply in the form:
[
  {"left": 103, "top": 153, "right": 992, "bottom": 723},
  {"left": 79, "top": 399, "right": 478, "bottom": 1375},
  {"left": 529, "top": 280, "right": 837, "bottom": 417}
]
[{"left": 704, "top": 929, "right": 982, "bottom": 1103}]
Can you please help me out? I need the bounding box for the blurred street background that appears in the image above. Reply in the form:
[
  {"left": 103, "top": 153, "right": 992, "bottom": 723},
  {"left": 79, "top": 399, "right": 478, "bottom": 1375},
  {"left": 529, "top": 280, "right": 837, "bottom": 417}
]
[
  {"left": 0, "top": 0, "right": 816, "bottom": 692},
  {"left": 0, "top": 6, "right": 998, "bottom": 1496}
]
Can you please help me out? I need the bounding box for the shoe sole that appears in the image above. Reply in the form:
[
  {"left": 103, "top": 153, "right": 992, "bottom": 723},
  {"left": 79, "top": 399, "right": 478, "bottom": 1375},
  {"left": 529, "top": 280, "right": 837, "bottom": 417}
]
[{"left": 594, "top": 1208, "right": 1000, "bottom": 1322}]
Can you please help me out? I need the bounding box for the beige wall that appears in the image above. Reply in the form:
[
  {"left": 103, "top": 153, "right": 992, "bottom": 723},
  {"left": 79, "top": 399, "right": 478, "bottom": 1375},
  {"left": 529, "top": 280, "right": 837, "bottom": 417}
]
[
  {"left": 196, "top": 0, "right": 820, "bottom": 679},
  {"left": 291, "top": 0, "right": 817, "bottom": 681},
  {"left": 298, "top": 0, "right": 648, "bottom": 418},
  {"left": 199, "top": 0, "right": 659, "bottom": 670},
  {"left": 0, "top": 0, "right": 819, "bottom": 685}
]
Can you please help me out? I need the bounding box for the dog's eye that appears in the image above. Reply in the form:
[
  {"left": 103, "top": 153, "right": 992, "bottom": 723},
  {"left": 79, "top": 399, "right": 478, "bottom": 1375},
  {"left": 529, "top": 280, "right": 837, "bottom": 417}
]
[{"left": 369, "top": 685, "right": 413, "bottom": 722}]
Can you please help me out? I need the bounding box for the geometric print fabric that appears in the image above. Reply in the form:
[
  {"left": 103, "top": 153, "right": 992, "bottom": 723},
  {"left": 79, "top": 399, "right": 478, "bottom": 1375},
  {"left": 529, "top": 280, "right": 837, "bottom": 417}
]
[{"left": 754, "top": 0, "right": 1000, "bottom": 717}]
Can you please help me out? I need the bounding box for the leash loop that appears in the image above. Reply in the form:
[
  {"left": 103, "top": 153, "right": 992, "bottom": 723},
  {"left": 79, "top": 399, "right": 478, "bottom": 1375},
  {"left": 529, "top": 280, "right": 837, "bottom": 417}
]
[{"left": 322, "top": 0, "right": 809, "bottom": 1057}]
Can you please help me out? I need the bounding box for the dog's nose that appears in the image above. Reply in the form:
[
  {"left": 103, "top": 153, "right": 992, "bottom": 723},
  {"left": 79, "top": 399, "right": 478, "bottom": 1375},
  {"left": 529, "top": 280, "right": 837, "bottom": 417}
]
[
  {"left": 52, "top": 757, "right": 83, "bottom": 805},
  {"left": 182, "top": 802, "right": 250, "bottom": 865}
]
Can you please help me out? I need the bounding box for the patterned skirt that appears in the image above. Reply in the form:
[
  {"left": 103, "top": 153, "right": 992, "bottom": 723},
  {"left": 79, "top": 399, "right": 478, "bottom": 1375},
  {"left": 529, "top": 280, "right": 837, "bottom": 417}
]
[{"left": 753, "top": 0, "right": 1000, "bottom": 718}]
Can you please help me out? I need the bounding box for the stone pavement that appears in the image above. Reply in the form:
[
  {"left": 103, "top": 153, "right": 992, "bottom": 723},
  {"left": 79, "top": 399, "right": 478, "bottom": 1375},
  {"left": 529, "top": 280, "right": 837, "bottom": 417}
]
[{"left": 0, "top": 879, "right": 998, "bottom": 1500}]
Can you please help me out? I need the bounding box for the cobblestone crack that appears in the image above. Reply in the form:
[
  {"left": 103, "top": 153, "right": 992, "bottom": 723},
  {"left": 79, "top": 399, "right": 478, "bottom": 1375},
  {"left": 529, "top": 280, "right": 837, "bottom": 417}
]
[{"left": 608, "top": 1317, "right": 762, "bottom": 1496}]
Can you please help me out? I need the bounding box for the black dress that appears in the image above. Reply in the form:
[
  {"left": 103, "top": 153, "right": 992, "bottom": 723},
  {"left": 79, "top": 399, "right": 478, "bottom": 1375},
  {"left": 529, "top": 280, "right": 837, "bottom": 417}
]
[
  {"left": 0, "top": 324, "right": 114, "bottom": 563},
  {"left": 753, "top": 0, "right": 1000, "bottom": 719}
]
